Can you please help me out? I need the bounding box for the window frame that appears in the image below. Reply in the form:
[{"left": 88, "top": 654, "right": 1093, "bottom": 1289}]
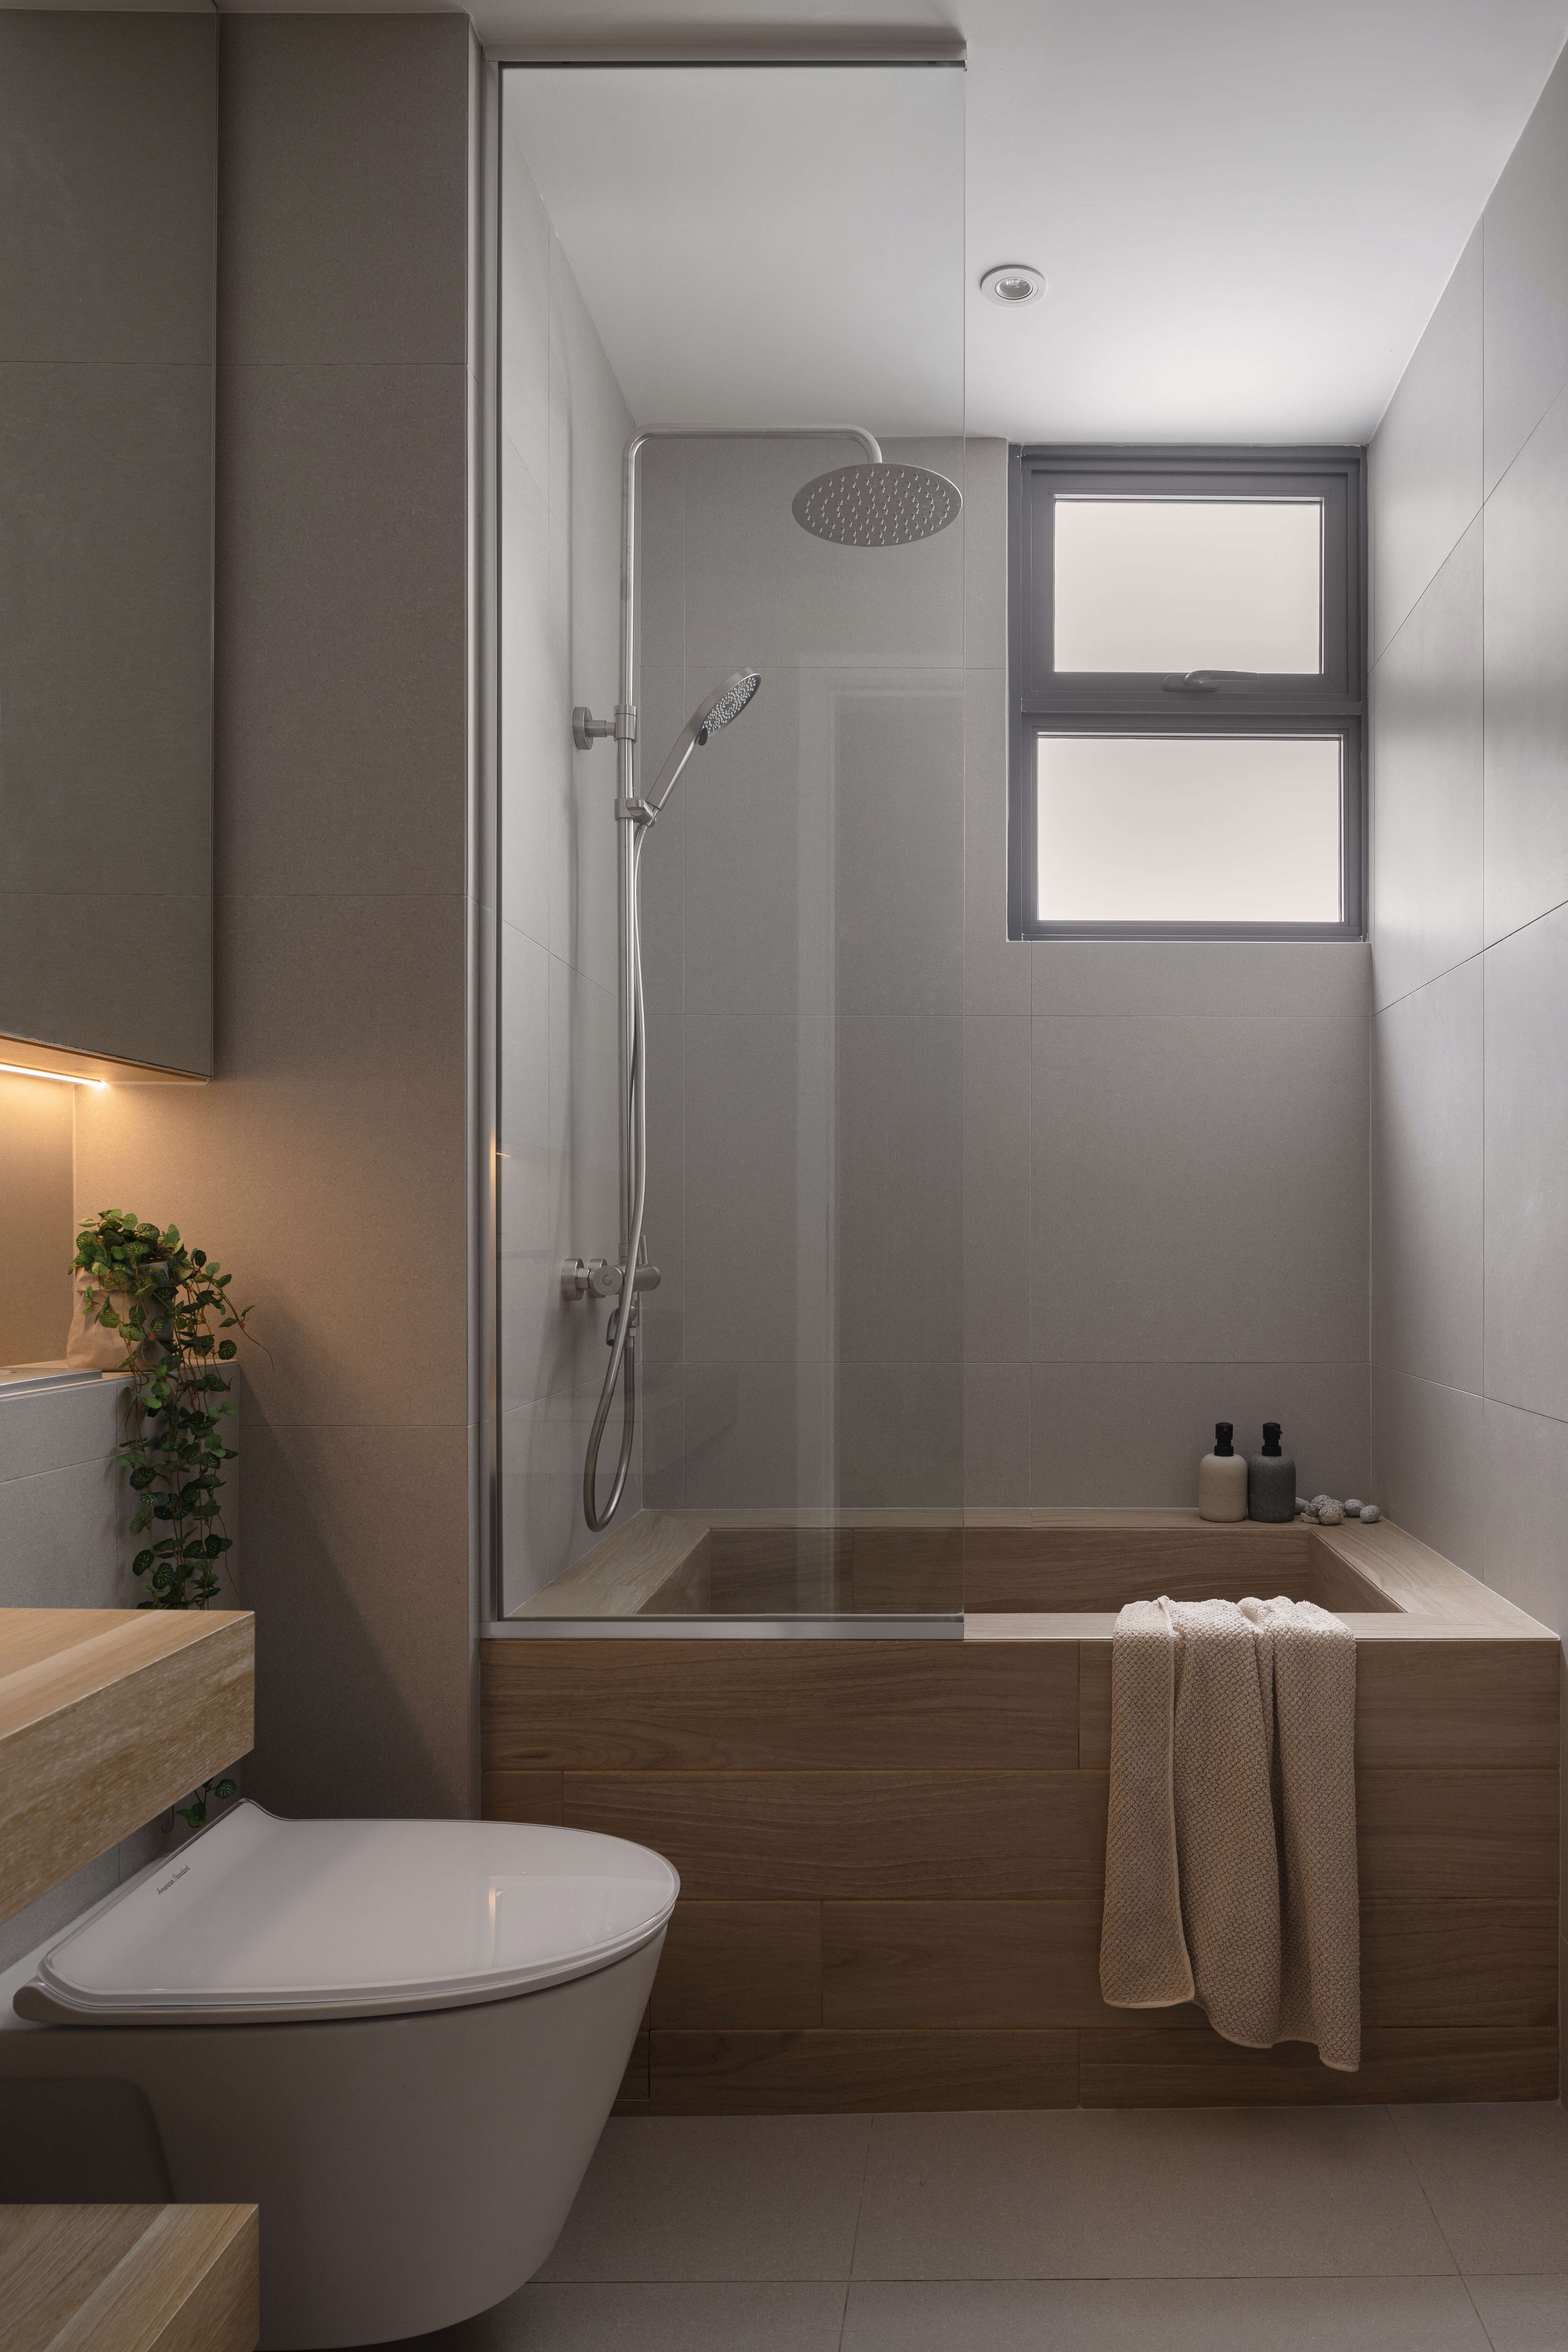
[{"left": 1007, "top": 445, "right": 1367, "bottom": 943}]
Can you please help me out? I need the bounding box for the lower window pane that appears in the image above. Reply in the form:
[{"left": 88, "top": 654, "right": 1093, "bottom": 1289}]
[{"left": 1036, "top": 734, "right": 1343, "bottom": 925}]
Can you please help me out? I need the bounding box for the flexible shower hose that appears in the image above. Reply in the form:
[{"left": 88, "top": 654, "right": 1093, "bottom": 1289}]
[{"left": 582, "top": 824, "right": 649, "bottom": 1531}]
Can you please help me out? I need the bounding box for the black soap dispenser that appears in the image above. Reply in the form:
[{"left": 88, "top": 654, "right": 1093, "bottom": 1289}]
[{"left": 1247, "top": 1422, "right": 1296, "bottom": 1524}]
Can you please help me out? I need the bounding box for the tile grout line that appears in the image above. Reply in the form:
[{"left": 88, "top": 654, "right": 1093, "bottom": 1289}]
[
  {"left": 1382, "top": 2098, "right": 1495, "bottom": 2343},
  {"left": 837, "top": 2118, "right": 877, "bottom": 2345}
]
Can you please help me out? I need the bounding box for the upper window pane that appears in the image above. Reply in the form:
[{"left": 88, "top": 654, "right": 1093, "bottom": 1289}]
[{"left": 1052, "top": 498, "right": 1323, "bottom": 675}]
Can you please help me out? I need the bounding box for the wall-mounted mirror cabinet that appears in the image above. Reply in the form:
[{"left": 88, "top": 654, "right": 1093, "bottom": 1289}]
[{"left": 0, "top": 13, "right": 215, "bottom": 1081}]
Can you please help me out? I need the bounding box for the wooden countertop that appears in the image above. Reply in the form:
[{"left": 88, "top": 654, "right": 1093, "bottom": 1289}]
[
  {"left": 0, "top": 1610, "right": 253, "bottom": 1925},
  {"left": 0, "top": 2203, "right": 258, "bottom": 2352}
]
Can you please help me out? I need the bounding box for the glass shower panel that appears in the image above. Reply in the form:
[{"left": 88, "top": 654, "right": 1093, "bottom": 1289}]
[{"left": 495, "top": 62, "right": 966, "bottom": 1624}]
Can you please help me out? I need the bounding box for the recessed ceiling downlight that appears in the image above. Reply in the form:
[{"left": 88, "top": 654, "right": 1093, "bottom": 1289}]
[{"left": 980, "top": 263, "right": 1046, "bottom": 307}]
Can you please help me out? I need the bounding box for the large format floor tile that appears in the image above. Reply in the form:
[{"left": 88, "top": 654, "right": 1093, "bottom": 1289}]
[
  {"left": 842, "top": 2276, "right": 1493, "bottom": 2352},
  {"left": 1393, "top": 2101, "right": 1568, "bottom": 2272},
  {"left": 1465, "top": 2273, "right": 1568, "bottom": 2352},
  {"left": 850, "top": 2108, "right": 1455, "bottom": 2278},
  {"left": 533, "top": 2115, "right": 873, "bottom": 2282},
  {"left": 363, "top": 2281, "right": 850, "bottom": 2351}
]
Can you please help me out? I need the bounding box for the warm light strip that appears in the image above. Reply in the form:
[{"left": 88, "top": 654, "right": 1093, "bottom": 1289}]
[{"left": 0, "top": 1062, "right": 107, "bottom": 1089}]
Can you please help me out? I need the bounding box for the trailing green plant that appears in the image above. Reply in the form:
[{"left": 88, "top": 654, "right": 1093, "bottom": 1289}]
[{"left": 70, "top": 1210, "right": 257, "bottom": 1612}]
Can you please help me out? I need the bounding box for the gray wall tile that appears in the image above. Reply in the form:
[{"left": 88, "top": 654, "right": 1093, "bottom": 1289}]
[
  {"left": 0, "top": 13, "right": 215, "bottom": 368},
  {"left": 1371, "top": 1364, "right": 1485, "bottom": 1574},
  {"left": 1482, "top": 1395, "right": 1568, "bottom": 1634},
  {"left": 1370, "top": 519, "right": 1483, "bottom": 1009},
  {"left": 1482, "top": 381, "right": 1568, "bottom": 945},
  {"left": 0, "top": 1452, "right": 123, "bottom": 1608},
  {"left": 1032, "top": 1360, "right": 1370, "bottom": 1509},
  {"left": 1032, "top": 941, "right": 1372, "bottom": 1021},
  {"left": 964, "top": 1360, "right": 1031, "bottom": 1505},
  {"left": 964, "top": 667, "right": 1032, "bottom": 1015},
  {"left": 1031, "top": 1015, "right": 1367, "bottom": 1366},
  {"left": 1483, "top": 39, "right": 1568, "bottom": 498},
  {"left": 836, "top": 1015, "right": 962, "bottom": 1366},
  {"left": 679, "top": 1359, "right": 828, "bottom": 1511},
  {"left": 836, "top": 1360, "right": 961, "bottom": 1509},
  {"left": 962, "top": 438, "right": 1008, "bottom": 668},
  {"left": 218, "top": 361, "right": 469, "bottom": 901},
  {"left": 219, "top": 14, "right": 469, "bottom": 369},
  {"left": 1369, "top": 225, "right": 1482, "bottom": 662},
  {"left": 962, "top": 1017, "right": 1031, "bottom": 1363},
  {"left": 1484, "top": 901, "right": 1568, "bottom": 1420},
  {"left": 833, "top": 683, "right": 964, "bottom": 1016},
  {"left": 1370, "top": 962, "right": 1483, "bottom": 1394},
  {"left": 0, "top": 1373, "right": 123, "bottom": 1489}
]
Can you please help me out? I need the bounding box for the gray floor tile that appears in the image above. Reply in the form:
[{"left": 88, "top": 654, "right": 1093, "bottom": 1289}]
[
  {"left": 1394, "top": 2103, "right": 1568, "bottom": 2272},
  {"left": 843, "top": 2277, "right": 1492, "bottom": 2351},
  {"left": 533, "top": 2116, "right": 873, "bottom": 2282},
  {"left": 1466, "top": 2274, "right": 1568, "bottom": 2351},
  {"left": 852, "top": 2108, "right": 1455, "bottom": 2278},
  {"left": 355, "top": 2281, "right": 850, "bottom": 2351}
]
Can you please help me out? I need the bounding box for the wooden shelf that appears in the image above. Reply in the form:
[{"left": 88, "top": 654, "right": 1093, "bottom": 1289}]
[
  {"left": 0, "top": 2203, "right": 257, "bottom": 2352},
  {"left": 0, "top": 1610, "right": 253, "bottom": 1926}
]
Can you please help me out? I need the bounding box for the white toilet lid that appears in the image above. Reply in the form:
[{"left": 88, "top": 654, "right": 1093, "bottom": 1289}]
[{"left": 16, "top": 1801, "right": 680, "bottom": 2026}]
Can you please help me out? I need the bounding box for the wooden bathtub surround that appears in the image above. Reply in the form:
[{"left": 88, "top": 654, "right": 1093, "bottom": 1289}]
[
  {"left": 482, "top": 1511, "right": 1560, "bottom": 2113},
  {"left": 0, "top": 2203, "right": 259, "bottom": 2352},
  {"left": 0, "top": 1609, "right": 254, "bottom": 1924}
]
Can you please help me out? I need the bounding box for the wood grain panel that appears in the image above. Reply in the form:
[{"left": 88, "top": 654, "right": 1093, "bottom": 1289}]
[
  {"left": 821, "top": 1900, "right": 1202, "bottom": 2030},
  {"left": 480, "top": 1770, "right": 563, "bottom": 1825},
  {"left": 0, "top": 1611, "right": 253, "bottom": 1926},
  {"left": 1362, "top": 1902, "right": 1559, "bottom": 2028},
  {"left": 1355, "top": 1641, "right": 1560, "bottom": 1771},
  {"left": 1079, "top": 1643, "right": 1112, "bottom": 1770},
  {"left": 484, "top": 1640, "right": 1077, "bottom": 1772},
  {"left": 1358, "top": 1770, "right": 1559, "bottom": 1901},
  {"left": 648, "top": 2029, "right": 1079, "bottom": 2112},
  {"left": 562, "top": 1772, "right": 1108, "bottom": 1901},
  {"left": 850, "top": 1526, "right": 964, "bottom": 1615},
  {"left": 964, "top": 1520, "right": 1315, "bottom": 1614},
  {"left": 654, "top": 1902, "right": 822, "bottom": 2029},
  {"left": 0, "top": 2203, "right": 258, "bottom": 2352},
  {"left": 1082, "top": 2026, "right": 1559, "bottom": 2107}
]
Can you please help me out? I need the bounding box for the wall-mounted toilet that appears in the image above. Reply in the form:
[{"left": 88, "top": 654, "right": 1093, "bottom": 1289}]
[{"left": 0, "top": 1801, "right": 678, "bottom": 2348}]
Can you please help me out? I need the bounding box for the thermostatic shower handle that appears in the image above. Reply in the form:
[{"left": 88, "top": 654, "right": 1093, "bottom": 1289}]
[{"left": 561, "top": 1257, "right": 662, "bottom": 1301}]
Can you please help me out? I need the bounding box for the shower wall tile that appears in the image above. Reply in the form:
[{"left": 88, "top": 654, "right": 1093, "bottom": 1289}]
[
  {"left": 836, "top": 1360, "right": 962, "bottom": 1509},
  {"left": 1370, "top": 961, "right": 1483, "bottom": 1396},
  {"left": 1371, "top": 1365, "right": 1485, "bottom": 1576},
  {"left": 0, "top": 1453, "right": 124, "bottom": 1609},
  {"left": 964, "top": 1360, "right": 1032, "bottom": 1505},
  {"left": 1031, "top": 1359, "right": 1371, "bottom": 1509},
  {"left": 1484, "top": 901, "right": 1568, "bottom": 1422},
  {"left": 962, "top": 1017, "right": 1031, "bottom": 1364},
  {"left": 499, "top": 438, "right": 560, "bottom": 954},
  {"left": 1483, "top": 37, "right": 1568, "bottom": 498},
  {"left": 684, "top": 1015, "right": 832, "bottom": 1365},
  {"left": 1368, "top": 223, "right": 1482, "bottom": 662},
  {"left": 682, "top": 671, "right": 820, "bottom": 1017},
  {"left": 679, "top": 1359, "right": 830, "bottom": 1511},
  {"left": 1482, "top": 381, "right": 1568, "bottom": 947},
  {"left": 1030, "top": 1015, "right": 1367, "bottom": 1367},
  {"left": 1031, "top": 940, "right": 1371, "bottom": 1020},
  {"left": 497, "top": 136, "right": 550, "bottom": 496},
  {"left": 962, "top": 436, "right": 1008, "bottom": 667},
  {"left": 964, "top": 666, "right": 1032, "bottom": 1016},
  {"left": 833, "top": 680, "right": 964, "bottom": 1015},
  {"left": 836, "top": 1014, "right": 962, "bottom": 1367},
  {"left": 1481, "top": 1395, "right": 1568, "bottom": 1636},
  {"left": 1370, "top": 519, "right": 1484, "bottom": 1010}
]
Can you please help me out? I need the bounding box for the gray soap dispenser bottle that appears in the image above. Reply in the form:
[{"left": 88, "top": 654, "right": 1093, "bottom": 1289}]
[{"left": 1247, "top": 1422, "right": 1297, "bottom": 1523}]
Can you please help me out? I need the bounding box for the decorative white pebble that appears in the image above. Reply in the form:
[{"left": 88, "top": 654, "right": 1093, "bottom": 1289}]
[
  {"left": 1315, "top": 1501, "right": 1345, "bottom": 1525},
  {"left": 1297, "top": 1509, "right": 1317, "bottom": 1523},
  {"left": 1296, "top": 1496, "right": 1309, "bottom": 1513},
  {"left": 1310, "top": 1493, "right": 1335, "bottom": 1513},
  {"left": 1344, "top": 1498, "right": 1364, "bottom": 1514},
  {"left": 1359, "top": 1503, "right": 1381, "bottom": 1522}
]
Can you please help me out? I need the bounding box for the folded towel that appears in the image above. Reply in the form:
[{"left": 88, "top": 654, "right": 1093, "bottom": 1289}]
[{"left": 1099, "top": 1594, "right": 1359, "bottom": 2071}]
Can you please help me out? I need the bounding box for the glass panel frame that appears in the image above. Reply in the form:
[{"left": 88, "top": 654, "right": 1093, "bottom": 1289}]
[{"left": 1007, "top": 445, "right": 1366, "bottom": 944}]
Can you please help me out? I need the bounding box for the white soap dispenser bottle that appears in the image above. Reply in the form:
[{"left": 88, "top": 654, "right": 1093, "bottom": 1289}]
[{"left": 1198, "top": 1422, "right": 1248, "bottom": 1522}]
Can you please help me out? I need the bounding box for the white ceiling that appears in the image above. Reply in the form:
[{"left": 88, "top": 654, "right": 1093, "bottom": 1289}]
[{"left": 99, "top": 0, "right": 1568, "bottom": 444}]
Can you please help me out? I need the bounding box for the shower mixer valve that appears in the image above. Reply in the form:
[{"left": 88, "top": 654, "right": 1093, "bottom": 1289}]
[{"left": 561, "top": 1257, "right": 661, "bottom": 1302}]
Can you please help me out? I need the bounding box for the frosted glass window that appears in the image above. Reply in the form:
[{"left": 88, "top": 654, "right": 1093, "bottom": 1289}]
[
  {"left": 1036, "top": 735, "right": 1342, "bottom": 924},
  {"left": 1053, "top": 499, "right": 1323, "bottom": 675}
]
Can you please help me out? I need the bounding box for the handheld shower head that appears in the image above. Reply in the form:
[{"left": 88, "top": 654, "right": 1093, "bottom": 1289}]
[{"left": 648, "top": 669, "right": 761, "bottom": 810}]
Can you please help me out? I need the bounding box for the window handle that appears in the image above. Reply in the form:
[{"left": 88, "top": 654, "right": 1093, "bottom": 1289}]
[{"left": 1160, "top": 669, "right": 1257, "bottom": 693}]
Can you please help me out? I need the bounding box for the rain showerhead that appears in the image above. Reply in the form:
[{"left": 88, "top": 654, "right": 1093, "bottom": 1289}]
[
  {"left": 792, "top": 462, "right": 962, "bottom": 548},
  {"left": 648, "top": 668, "right": 762, "bottom": 811}
]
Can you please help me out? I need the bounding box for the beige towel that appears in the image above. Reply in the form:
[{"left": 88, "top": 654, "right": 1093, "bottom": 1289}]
[{"left": 1099, "top": 1594, "right": 1359, "bottom": 2071}]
